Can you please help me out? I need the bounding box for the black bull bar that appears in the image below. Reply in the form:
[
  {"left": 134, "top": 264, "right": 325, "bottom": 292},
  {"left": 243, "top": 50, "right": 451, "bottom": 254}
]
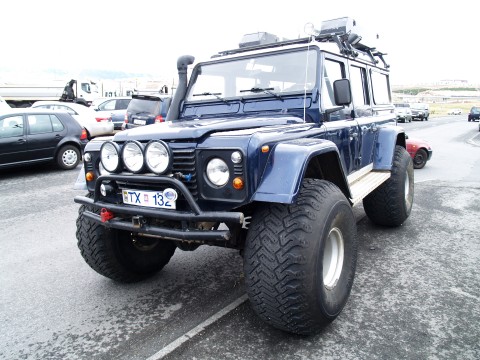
[{"left": 74, "top": 174, "right": 244, "bottom": 243}]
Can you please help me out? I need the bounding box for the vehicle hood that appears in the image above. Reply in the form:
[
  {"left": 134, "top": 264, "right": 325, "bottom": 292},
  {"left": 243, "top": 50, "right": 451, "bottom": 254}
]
[{"left": 113, "top": 115, "right": 306, "bottom": 142}]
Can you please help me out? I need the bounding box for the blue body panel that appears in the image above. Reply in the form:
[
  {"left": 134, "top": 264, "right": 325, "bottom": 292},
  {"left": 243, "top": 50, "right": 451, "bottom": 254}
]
[
  {"left": 373, "top": 125, "right": 404, "bottom": 170},
  {"left": 252, "top": 138, "right": 338, "bottom": 203}
]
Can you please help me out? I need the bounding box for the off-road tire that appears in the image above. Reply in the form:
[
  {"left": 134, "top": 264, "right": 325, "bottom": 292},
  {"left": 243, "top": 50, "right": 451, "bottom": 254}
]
[
  {"left": 244, "top": 179, "right": 357, "bottom": 335},
  {"left": 56, "top": 145, "right": 80, "bottom": 170},
  {"left": 413, "top": 148, "right": 428, "bottom": 169},
  {"left": 363, "top": 145, "right": 414, "bottom": 226},
  {"left": 76, "top": 193, "right": 176, "bottom": 282}
]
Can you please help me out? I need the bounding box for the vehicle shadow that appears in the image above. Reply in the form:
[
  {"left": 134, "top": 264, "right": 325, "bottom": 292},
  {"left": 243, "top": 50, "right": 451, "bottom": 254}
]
[{"left": 0, "top": 163, "right": 81, "bottom": 180}]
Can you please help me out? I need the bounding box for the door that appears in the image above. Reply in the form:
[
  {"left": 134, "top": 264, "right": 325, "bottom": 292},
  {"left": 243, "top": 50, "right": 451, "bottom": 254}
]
[
  {"left": 26, "top": 113, "right": 65, "bottom": 160},
  {"left": 0, "top": 114, "right": 27, "bottom": 166},
  {"left": 319, "top": 57, "right": 360, "bottom": 175},
  {"left": 349, "top": 64, "right": 375, "bottom": 169}
]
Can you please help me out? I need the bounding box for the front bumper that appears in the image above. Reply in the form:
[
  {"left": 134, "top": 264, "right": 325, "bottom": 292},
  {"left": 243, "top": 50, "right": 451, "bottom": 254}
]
[
  {"left": 74, "top": 174, "right": 244, "bottom": 243},
  {"left": 427, "top": 149, "right": 433, "bottom": 160}
]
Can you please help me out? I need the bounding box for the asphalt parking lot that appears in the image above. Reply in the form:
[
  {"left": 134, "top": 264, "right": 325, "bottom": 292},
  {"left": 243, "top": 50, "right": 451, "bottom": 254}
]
[
  {"left": 0, "top": 117, "right": 479, "bottom": 360},
  {"left": 154, "top": 179, "right": 480, "bottom": 360}
]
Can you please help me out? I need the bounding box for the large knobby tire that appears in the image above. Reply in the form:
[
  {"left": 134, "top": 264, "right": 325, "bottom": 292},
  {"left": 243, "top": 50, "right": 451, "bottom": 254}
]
[
  {"left": 244, "top": 179, "right": 358, "bottom": 335},
  {"left": 56, "top": 145, "right": 80, "bottom": 170},
  {"left": 76, "top": 193, "right": 176, "bottom": 282},
  {"left": 363, "top": 145, "right": 414, "bottom": 226},
  {"left": 413, "top": 148, "right": 428, "bottom": 169}
]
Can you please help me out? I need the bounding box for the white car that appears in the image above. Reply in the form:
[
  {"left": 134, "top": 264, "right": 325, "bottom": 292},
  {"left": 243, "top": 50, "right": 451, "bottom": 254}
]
[
  {"left": 31, "top": 101, "right": 114, "bottom": 138},
  {"left": 447, "top": 109, "right": 462, "bottom": 115}
]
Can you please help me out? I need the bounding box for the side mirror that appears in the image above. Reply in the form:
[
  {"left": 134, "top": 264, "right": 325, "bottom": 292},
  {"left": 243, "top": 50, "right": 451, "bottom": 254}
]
[{"left": 333, "top": 79, "right": 352, "bottom": 106}]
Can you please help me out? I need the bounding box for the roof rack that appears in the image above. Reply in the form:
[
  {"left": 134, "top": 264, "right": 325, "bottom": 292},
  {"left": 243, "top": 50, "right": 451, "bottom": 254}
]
[{"left": 214, "top": 17, "right": 389, "bottom": 68}]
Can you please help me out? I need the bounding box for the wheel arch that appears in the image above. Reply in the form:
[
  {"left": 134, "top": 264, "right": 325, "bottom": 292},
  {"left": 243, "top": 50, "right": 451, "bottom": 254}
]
[
  {"left": 251, "top": 138, "right": 350, "bottom": 204},
  {"left": 54, "top": 140, "right": 82, "bottom": 159},
  {"left": 374, "top": 126, "right": 407, "bottom": 171}
]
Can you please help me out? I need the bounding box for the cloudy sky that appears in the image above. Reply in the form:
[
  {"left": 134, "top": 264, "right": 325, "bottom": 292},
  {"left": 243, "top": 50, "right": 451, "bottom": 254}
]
[{"left": 1, "top": 0, "right": 476, "bottom": 85}]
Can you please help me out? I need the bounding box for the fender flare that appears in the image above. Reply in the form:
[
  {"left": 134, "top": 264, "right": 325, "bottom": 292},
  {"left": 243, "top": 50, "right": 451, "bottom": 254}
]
[
  {"left": 374, "top": 126, "right": 406, "bottom": 170},
  {"left": 252, "top": 138, "right": 349, "bottom": 204}
]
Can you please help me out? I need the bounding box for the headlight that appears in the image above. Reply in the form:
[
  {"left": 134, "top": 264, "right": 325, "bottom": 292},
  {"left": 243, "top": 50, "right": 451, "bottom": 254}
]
[
  {"left": 206, "top": 158, "right": 229, "bottom": 187},
  {"left": 100, "top": 141, "right": 121, "bottom": 173},
  {"left": 122, "top": 141, "right": 144, "bottom": 173},
  {"left": 145, "top": 140, "right": 171, "bottom": 174}
]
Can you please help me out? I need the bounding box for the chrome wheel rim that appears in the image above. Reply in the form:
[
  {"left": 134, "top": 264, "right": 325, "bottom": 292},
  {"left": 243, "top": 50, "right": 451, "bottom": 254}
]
[{"left": 323, "top": 227, "right": 345, "bottom": 289}]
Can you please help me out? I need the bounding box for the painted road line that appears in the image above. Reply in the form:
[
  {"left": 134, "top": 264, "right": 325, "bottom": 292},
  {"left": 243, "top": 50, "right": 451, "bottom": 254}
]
[{"left": 146, "top": 294, "right": 249, "bottom": 360}]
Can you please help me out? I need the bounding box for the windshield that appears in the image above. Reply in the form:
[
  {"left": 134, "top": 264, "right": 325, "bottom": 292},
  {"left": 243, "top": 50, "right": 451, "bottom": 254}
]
[
  {"left": 411, "top": 103, "right": 426, "bottom": 109},
  {"left": 186, "top": 49, "right": 318, "bottom": 102}
]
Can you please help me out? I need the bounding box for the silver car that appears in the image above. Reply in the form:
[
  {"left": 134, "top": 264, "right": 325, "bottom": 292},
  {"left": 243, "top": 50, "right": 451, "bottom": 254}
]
[{"left": 31, "top": 101, "right": 114, "bottom": 138}]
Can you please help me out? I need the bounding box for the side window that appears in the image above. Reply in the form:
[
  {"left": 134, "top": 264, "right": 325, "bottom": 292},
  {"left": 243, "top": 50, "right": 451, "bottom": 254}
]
[
  {"left": 322, "top": 59, "right": 344, "bottom": 108},
  {"left": 100, "top": 100, "right": 116, "bottom": 111},
  {"left": 51, "top": 114, "right": 64, "bottom": 131},
  {"left": 116, "top": 99, "right": 131, "bottom": 110},
  {"left": 0, "top": 115, "right": 24, "bottom": 138},
  {"left": 81, "top": 83, "right": 91, "bottom": 93},
  {"left": 350, "top": 65, "right": 369, "bottom": 106},
  {"left": 28, "top": 114, "right": 53, "bottom": 134},
  {"left": 55, "top": 105, "right": 77, "bottom": 115},
  {"left": 370, "top": 70, "right": 391, "bottom": 105}
]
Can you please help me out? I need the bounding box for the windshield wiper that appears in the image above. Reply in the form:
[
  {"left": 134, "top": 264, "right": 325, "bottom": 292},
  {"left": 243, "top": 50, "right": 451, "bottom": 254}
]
[
  {"left": 193, "top": 92, "right": 229, "bottom": 104},
  {"left": 240, "top": 87, "right": 284, "bottom": 101}
]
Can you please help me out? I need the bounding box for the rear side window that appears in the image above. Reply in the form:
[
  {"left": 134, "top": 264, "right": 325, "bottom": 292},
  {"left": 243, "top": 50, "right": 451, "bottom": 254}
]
[
  {"left": 51, "top": 115, "right": 64, "bottom": 131},
  {"left": 370, "top": 70, "right": 391, "bottom": 105}
]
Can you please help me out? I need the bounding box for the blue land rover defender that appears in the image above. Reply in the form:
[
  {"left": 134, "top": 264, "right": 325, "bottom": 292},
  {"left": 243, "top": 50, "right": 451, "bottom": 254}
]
[{"left": 74, "top": 17, "right": 413, "bottom": 335}]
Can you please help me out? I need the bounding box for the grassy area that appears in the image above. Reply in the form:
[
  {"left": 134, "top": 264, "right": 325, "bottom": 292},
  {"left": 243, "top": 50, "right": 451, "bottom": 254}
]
[{"left": 429, "top": 102, "right": 478, "bottom": 117}]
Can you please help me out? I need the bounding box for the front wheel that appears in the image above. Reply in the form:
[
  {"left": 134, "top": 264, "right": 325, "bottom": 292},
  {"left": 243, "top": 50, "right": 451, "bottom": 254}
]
[
  {"left": 413, "top": 149, "right": 428, "bottom": 169},
  {"left": 363, "top": 146, "right": 414, "bottom": 226},
  {"left": 244, "top": 179, "right": 357, "bottom": 335},
  {"left": 76, "top": 193, "right": 176, "bottom": 282}
]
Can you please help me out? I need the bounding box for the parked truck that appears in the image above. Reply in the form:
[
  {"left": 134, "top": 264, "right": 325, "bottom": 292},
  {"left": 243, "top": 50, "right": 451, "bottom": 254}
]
[
  {"left": 74, "top": 17, "right": 413, "bottom": 335},
  {"left": 0, "top": 79, "right": 99, "bottom": 107}
]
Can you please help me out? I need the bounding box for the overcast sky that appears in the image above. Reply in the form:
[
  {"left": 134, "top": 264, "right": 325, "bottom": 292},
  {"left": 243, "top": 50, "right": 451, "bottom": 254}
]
[{"left": 1, "top": 0, "right": 476, "bottom": 85}]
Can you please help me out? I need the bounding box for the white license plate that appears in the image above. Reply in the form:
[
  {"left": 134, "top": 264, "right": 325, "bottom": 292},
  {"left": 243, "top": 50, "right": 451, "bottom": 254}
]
[
  {"left": 122, "top": 189, "right": 176, "bottom": 209},
  {"left": 133, "top": 119, "right": 146, "bottom": 125}
]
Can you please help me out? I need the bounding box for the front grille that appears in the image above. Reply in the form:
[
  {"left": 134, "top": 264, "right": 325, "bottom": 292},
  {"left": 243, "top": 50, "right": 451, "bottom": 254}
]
[{"left": 172, "top": 148, "right": 198, "bottom": 199}]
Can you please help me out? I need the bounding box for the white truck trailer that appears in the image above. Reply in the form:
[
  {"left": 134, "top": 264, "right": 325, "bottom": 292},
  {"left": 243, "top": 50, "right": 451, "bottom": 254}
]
[{"left": 0, "top": 79, "right": 99, "bottom": 107}]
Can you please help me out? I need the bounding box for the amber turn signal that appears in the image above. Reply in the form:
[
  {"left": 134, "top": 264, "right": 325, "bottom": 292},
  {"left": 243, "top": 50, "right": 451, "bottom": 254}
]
[
  {"left": 85, "top": 171, "right": 95, "bottom": 182},
  {"left": 232, "top": 177, "right": 244, "bottom": 190}
]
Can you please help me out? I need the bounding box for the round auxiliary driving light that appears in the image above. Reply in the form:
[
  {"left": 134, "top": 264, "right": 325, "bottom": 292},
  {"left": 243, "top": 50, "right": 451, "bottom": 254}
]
[
  {"left": 100, "top": 141, "right": 121, "bottom": 173},
  {"left": 206, "top": 158, "right": 229, "bottom": 187},
  {"left": 145, "top": 140, "right": 171, "bottom": 174},
  {"left": 122, "top": 141, "right": 144, "bottom": 173},
  {"left": 231, "top": 151, "right": 242, "bottom": 164}
]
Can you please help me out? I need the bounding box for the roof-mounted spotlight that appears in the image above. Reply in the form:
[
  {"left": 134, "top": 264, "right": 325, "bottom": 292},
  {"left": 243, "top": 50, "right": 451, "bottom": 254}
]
[{"left": 304, "top": 22, "right": 320, "bottom": 37}]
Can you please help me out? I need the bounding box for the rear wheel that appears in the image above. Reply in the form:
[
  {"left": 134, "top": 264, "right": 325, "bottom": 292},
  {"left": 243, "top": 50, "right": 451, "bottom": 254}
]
[
  {"left": 56, "top": 145, "right": 80, "bottom": 170},
  {"left": 244, "top": 179, "right": 357, "bottom": 335},
  {"left": 76, "top": 193, "right": 176, "bottom": 282},
  {"left": 363, "top": 146, "right": 414, "bottom": 226}
]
